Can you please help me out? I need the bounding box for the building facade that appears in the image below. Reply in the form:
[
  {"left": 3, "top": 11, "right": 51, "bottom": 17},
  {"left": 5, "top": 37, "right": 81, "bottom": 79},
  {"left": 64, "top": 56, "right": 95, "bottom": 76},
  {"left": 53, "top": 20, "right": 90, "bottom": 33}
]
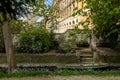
[{"left": 52, "top": 0, "right": 87, "bottom": 33}]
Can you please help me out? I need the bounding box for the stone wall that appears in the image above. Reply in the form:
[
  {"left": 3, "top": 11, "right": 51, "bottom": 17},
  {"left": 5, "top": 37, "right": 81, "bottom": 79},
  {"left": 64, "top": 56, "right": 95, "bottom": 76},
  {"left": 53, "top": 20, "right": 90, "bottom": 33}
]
[{"left": 54, "top": 29, "right": 90, "bottom": 46}]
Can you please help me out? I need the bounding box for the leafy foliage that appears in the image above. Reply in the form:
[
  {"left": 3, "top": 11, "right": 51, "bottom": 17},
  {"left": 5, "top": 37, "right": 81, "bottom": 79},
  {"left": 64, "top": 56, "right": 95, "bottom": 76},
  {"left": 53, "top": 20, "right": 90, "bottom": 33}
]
[
  {"left": 17, "top": 28, "right": 54, "bottom": 53},
  {"left": 75, "top": 0, "right": 120, "bottom": 48},
  {"left": 77, "top": 40, "right": 89, "bottom": 47},
  {"left": 31, "top": 0, "right": 59, "bottom": 30},
  {"left": 57, "top": 31, "right": 77, "bottom": 54},
  {"left": 0, "top": 0, "right": 38, "bottom": 23},
  {"left": 0, "top": 20, "right": 35, "bottom": 53}
]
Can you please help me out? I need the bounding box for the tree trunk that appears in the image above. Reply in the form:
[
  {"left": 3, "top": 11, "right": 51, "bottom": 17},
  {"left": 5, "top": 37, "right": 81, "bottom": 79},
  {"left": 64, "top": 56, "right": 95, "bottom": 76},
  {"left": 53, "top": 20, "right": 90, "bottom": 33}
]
[
  {"left": 2, "top": 21, "right": 17, "bottom": 73},
  {"left": 44, "top": 19, "right": 47, "bottom": 29}
]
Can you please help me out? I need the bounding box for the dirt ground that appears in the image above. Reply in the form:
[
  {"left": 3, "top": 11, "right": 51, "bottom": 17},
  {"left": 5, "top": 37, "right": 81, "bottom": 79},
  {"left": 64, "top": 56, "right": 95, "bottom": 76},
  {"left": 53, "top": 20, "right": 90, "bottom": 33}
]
[{"left": 0, "top": 75, "right": 120, "bottom": 80}]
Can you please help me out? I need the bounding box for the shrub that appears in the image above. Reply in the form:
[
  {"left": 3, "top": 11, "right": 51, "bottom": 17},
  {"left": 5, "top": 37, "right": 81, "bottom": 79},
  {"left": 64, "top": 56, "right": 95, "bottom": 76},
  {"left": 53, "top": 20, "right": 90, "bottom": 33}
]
[
  {"left": 17, "top": 28, "right": 54, "bottom": 53},
  {"left": 77, "top": 40, "right": 89, "bottom": 47},
  {"left": 96, "top": 39, "right": 118, "bottom": 48},
  {"left": 57, "top": 47, "right": 76, "bottom": 54},
  {"left": 57, "top": 31, "right": 78, "bottom": 54},
  {"left": 58, "top": 41, "right": 76, "bottom": 54}
]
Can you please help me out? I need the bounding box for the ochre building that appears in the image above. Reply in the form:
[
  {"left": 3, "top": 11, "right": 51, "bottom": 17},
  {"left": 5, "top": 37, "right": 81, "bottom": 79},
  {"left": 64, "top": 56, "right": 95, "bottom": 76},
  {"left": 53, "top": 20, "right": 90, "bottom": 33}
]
[{"left": 52, "top": 0, "right": 87, "bottom": 33}]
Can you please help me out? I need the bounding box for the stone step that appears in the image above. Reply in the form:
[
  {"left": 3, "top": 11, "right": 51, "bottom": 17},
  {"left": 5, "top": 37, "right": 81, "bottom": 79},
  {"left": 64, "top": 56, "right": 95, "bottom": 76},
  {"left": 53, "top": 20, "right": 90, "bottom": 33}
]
[
  {"left": 80, "top": 54, "right": 93, "bottom": 57},
  {"left": 81, "top": 60, "right": 93, "bottom": 64},
  {"left": 76, "top": 49, "right": 93, "bottom": 64},
  {"left": 79, "top": 52, "right": 93, "bottom": 64},
  {"left": 81, "top": 61, "right": 94, "bottom": 64},
  {"left": 80, "top": 51, "right": 92, "bottom": 54},
  {"left": 81, "top": 57, "right": 93, "bottom": 61}
]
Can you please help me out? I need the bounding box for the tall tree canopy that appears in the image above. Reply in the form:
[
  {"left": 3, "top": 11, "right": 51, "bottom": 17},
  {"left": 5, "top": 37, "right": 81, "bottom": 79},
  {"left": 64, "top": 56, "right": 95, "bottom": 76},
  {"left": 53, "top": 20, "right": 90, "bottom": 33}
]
[
  {"left": 30, "top": 0, "right": 59, "bottom": 30},
  {"left": 0, "top": 0, "right": 41, "bottom": 23},
  {"left": 0, "top": 0, "right": 41, "bottom": 73},
  {"left": 76, "top": 0, "right": 120, "bottom": 47}
]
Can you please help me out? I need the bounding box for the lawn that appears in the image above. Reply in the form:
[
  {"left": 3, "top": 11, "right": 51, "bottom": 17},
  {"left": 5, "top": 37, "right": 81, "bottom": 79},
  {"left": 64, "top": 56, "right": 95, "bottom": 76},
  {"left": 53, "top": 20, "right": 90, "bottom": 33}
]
[{"left": 0, "top": 70, "right": 120, "bottom": 78}]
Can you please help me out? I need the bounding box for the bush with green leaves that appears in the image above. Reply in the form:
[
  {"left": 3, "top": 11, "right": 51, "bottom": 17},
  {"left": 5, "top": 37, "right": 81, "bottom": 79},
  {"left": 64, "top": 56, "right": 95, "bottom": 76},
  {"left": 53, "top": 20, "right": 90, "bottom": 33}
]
[
  {"left": 58, "top": 36, "right": 77, "bottom": 53},
  {"left": 74, "top": 0, "right": 120, "bottom": 48},
  {"left": 59, "top": 42, "right": 76, "bottom": 54},
  {"left": 17, "top": 28, "right": 54, "bottom": 53},
  {"left": 77, "top": 40, "right": 90, "bottom": 47}
]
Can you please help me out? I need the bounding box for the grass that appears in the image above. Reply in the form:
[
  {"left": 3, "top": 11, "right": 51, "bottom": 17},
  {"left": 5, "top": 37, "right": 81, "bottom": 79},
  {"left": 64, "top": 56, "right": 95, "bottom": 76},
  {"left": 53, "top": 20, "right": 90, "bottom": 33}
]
[{"left": 0, "top": 69, "right": 120, "bottom": 78}]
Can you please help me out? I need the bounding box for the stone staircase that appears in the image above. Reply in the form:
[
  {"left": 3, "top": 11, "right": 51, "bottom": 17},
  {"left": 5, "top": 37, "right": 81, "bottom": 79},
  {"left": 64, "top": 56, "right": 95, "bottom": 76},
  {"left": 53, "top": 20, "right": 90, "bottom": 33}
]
[
  {"left": 80, "top": 52, "right": 93, "bottom": 64},
  {"left": 77, "top": 48, "right": 94, "bottom": 64}
]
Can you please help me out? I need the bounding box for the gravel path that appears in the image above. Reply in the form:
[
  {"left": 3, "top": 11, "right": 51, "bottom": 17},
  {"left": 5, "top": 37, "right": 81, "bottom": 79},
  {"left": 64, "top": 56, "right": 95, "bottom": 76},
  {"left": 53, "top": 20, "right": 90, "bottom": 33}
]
[{"left": 0, "top": 75, "right": 120, "bottom": 80}]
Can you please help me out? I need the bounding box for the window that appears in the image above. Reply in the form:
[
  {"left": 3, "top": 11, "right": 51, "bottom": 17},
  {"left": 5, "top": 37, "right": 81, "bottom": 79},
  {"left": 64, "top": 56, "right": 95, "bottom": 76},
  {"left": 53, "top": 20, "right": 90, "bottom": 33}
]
[
  {"left": 82, "top": 1, "right": 84, "bottom": 8},
  {"left": 67, "top": 23, "right": 68, "bottom": 25},
  {"left": 76, "top": 19, "right": 78, "bottom": 23},
  {"left": 72, "top": 20, "right": 75, "bottom": 24},
  {"left": 69, "top": 22, "right": 71, "bottom": 25},
  {"left": 73, "top": 2, "right": 75, "bottom": 8}
]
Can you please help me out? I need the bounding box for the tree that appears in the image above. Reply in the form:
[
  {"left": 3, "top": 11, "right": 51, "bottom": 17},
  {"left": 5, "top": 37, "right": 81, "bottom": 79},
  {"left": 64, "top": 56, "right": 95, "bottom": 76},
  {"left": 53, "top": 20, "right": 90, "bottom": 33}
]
[
  {"left": 75, "top": 0, "right": 120, "bottom": 48},
  {"left": 30, "top": 0, "right": 59, "bottom": 30},
  {"left": 0, "top": 0, "right": 38, "bottom": 73}
]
